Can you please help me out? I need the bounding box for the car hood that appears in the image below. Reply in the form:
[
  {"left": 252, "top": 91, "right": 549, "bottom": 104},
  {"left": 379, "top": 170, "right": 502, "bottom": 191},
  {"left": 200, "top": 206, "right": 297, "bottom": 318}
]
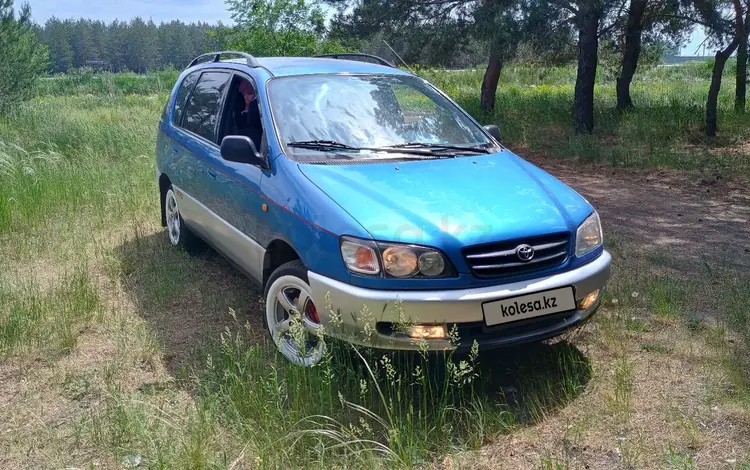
[{"left": 298, "top": 150, "right": 593, "bottom": 248}]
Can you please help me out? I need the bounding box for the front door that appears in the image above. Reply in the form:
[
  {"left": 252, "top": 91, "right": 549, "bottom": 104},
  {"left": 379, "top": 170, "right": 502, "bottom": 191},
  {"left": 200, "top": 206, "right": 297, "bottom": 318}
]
[{"left": 177, "top": 69, "right": 266, "bottom": 282}]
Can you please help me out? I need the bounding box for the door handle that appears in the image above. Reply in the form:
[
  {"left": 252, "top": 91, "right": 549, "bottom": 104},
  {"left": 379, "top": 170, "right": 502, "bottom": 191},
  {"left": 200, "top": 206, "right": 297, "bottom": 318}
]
[
  {"left": 172, "top": 146, "right": 179, "bottom": 155},
  {"left": 207, "top": 170, "right": 217, "bottom": 180}
]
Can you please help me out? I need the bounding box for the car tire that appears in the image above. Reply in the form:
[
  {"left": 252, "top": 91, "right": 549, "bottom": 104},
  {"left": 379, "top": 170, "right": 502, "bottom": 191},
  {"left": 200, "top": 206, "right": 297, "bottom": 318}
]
[
  {"left": 163, "top": 186, "right": 201, "bottom": 251},
  {"left": 264, "top": 260, "right": 324, "bottom": 367}
]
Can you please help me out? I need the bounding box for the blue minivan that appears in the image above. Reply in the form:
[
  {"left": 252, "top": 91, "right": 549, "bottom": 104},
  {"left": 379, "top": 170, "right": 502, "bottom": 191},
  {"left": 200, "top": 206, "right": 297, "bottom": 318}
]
[{"left": 156, "top": 51, "right": 611, "bottom": 366}]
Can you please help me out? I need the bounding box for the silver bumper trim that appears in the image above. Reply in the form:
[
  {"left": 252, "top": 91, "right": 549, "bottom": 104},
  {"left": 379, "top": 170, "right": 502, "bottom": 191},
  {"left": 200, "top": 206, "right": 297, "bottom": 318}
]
[{"left": 308, "top": 251, "right": 611, "bottom": 350}]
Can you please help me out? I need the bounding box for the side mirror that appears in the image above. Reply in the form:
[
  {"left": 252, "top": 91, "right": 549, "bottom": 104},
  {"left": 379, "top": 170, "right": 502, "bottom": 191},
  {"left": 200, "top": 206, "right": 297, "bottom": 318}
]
[
  {"left": 220, "top": 136, "right": 265, "bottom": 167},
  {"left": 484, "top": 124, "right": 502, "bottom": 142}
]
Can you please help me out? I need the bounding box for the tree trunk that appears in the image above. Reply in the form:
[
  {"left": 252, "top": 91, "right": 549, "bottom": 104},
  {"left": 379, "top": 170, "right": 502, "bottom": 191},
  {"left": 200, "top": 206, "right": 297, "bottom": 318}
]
[
  {"left": 616, "top": 0, "right": 647, "bottom": 110},
  {"left": 481, "top": 37, "right": 503, "bottom": 112},
  {"left": 738, "top": 38, "right": 748, "bottom": 113},
  {"left": 574, "top": 3, "right": 602, "bottom": 134},
  {"left": 706, "top": 39, "right": 739, "bottom": 136},
  {"left": 735, "top": 4, "right": 749, "bottom": 113}
]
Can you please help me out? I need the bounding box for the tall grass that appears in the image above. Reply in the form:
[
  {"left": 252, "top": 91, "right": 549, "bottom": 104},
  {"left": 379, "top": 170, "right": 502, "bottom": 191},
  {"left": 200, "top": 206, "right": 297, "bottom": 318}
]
[
  {"left": 0, "top": 95, "right": 160, "bottom": 238},
  {"left": 0, "top": 267, "right": 101, "bottom": 358},
  {"left": 0, "top": 93, "right": 596, "bottom": 467},
  {"left": 24, "top": 62, "right": 750, "bottom": 177},
  {"left": 82, "top": 309, "right": 591, "bottom": 468},
  {"left": 35, "top": 69, "right": 180, "bottom": 96}
]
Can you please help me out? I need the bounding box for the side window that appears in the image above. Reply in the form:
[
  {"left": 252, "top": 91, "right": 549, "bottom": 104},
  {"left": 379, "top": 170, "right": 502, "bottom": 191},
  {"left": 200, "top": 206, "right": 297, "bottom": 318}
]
[
  {"left": 172, "top": 72, "right": 199, "bottom": 126},
  {"left": 182, "top": 71, "right": 231, "bottom": 142},
  {"left": 219, "top": 75, "right": 264, "bottom": 152}
]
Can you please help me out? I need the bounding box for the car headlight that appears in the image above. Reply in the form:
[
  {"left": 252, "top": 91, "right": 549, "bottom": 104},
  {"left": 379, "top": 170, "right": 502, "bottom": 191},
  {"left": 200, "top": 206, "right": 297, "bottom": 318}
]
[
  {"left": 381, "top": 245, "right": 418, "bottom": 277},
  {"left": 575, "top": 212, "right": 603, "bottom": 257},
  {"left": 340, "top": 237, "right": 455, "bottom": 278}
]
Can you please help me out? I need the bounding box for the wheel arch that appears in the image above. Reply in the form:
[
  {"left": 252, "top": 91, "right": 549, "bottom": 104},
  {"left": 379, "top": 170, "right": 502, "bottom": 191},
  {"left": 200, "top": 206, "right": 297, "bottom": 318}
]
[
  {"left": 263, "top": 239, "right": 302, "bottom": 288},
  {"left": 159, "top": 173, "right": 172, "bottom": 227}
]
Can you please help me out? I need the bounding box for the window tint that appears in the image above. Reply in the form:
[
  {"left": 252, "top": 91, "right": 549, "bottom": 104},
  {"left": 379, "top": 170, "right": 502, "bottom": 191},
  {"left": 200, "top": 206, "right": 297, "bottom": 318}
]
[
  {"left": 173, "top": 72, "right": 199, "bottom": 126},
  {"left": 182, "top": 71, "right": 231, "bottom": 142}
]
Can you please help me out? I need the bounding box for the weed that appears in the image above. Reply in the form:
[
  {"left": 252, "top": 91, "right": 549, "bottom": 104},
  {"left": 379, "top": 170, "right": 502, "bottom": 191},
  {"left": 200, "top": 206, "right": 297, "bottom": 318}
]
[
  {"left": 664, "top": 445, "right": 696, "bottom": 469},
  {"left": 645, "top": 277, "right": 687, "bottom": 319},
  {"left": 539, "top": 455, "right": 570, "bottom": 470},
  {"left": 604, "top": 357, "right": 634, "bottom": 419},
  {"left": 667, "top": 404, "right": 703, "bottom": 450},
  {"left": 62, "top": 368, "right": 94, "bottom": 401}
]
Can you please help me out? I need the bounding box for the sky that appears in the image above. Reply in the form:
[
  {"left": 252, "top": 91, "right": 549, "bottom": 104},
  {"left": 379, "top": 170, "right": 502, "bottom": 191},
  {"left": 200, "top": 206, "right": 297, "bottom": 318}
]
[
  {"left": 682, "top": 28, "right": 710, "bottom": 56},
  {"left": 27, "top": 0, "right": 709, "bottom": 56},
  {"left": 28, "top": 0, "right": 233, "bottom": 25}
]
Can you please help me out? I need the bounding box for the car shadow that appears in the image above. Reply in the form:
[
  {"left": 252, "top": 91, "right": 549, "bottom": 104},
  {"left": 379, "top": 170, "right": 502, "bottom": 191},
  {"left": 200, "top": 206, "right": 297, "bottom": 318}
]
[
  {"left": 115, "top": 229, "right": 592, "bottom": 424},
  {"left": 114, "top": 229, "right": 268, "bottom": 373}
]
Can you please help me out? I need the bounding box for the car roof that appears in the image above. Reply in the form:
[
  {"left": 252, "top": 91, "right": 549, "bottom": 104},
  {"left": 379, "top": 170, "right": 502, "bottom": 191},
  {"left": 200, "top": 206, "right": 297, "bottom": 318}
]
[{"left": 248, "top": 57, "right": 412, "bottom": 77}]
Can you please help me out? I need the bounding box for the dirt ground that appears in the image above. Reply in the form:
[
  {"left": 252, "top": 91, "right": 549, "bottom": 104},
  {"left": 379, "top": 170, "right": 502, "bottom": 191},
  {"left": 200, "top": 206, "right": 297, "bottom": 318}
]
[{"left": 526, "top": 154, "right": 750, "bottom": 271}]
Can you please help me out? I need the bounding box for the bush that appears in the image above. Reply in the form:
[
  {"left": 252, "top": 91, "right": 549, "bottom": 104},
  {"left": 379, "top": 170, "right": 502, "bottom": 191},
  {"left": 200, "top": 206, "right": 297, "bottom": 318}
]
[{"left": 0, "top": 0, "right": 48, "bottom": 112}]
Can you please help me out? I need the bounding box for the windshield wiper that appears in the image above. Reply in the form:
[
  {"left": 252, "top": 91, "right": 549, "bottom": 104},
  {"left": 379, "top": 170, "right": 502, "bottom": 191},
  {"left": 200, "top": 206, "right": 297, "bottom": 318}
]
[
  {"left": 287, "top": 140, "right": 467, "bottom": 160},
  {"left": 382, "top": 142, "right": 491, "bottom": 154},
  {"left": 287, "top": 140, "right": 363, "bottom": 152}
]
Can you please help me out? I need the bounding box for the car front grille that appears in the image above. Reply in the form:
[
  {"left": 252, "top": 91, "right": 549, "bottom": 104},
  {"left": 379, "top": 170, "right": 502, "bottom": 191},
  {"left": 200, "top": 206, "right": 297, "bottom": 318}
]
[{"left": 463, "top": 232, "right": 571, "bottom": 278}]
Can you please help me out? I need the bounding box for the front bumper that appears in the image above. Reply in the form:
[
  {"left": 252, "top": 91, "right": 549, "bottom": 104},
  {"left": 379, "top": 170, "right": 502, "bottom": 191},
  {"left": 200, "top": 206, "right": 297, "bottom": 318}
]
[{"left": 308, "top": 250, "right": 611, "bottom": 351}]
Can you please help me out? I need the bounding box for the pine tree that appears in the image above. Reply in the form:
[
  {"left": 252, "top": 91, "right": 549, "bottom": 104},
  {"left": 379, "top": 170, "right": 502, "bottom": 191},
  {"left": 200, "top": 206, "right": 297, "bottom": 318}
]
[
  {"left": 35, "top": 18, "right": 221, "bottom": 73},
  {"left": 0, "top": 0, "right": 49, "bottom": 111},
  {"left": 43, "top": 17, "right": 73, "bottom": 73}
]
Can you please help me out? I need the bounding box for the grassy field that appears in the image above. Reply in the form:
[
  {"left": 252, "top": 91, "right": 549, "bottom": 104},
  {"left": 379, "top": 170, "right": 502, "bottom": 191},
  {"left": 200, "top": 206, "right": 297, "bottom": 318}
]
[
  {"left": 36, "top": 62, "right": 750, "bottom": 178},
  {"left": 0, "top": 65, "right": 749, "bottom": 468}
]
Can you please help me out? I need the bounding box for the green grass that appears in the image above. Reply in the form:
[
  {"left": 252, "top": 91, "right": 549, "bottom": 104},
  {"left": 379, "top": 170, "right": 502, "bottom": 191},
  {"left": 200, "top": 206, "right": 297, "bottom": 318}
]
[
  {"left": 538, "top": 456, "right": 570, "bottom": 469},
  {"left": 31, "top": 61, "right": 750, "bottom": 178},
  {"left": 0, "top": 86, "right": 596, "bottom": 464},
  {"left": 0, "top": 95, "right": 159, "bottom": 239},
  {"left": 664, "top": 446, "right": 696, "bottom": 469},
  {"left": 645, "top": 277, "right": 688, "bottom": 319},
  {"left": 0, "top": 266, "right": 101, "bottom": 358},
  {"left": 1, "top": 64, "right": 750, "bottom": 467},
  {"left": 35, "top": 69, "right": 179, "bottom": 96},
  {"left": 423, "top": 64, "right": 750, "bottom": 178}
]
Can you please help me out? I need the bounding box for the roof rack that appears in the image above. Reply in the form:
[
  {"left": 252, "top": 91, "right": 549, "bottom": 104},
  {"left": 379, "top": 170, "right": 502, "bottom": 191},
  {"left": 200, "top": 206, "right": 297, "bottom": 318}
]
[
  {"left": 188, "top": 51, "right": 261, "bottom": 69},
  {"left": 315, "top": 53, "right": 396, "bottom": 68}
]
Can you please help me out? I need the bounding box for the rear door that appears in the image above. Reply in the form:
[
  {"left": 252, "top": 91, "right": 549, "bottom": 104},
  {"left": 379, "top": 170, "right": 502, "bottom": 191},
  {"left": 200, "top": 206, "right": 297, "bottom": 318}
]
[{"left": 158, "top": 70, "right": 200, "bottom": 197}]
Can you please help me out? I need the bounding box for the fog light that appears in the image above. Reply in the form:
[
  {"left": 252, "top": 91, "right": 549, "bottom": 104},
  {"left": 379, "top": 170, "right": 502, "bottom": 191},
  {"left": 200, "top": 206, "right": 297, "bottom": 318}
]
[
  {"left": 578, "top": 289, "right": 601, "bottom": 310},
  {"left": 407, "top": 324, "right": 447, "bottom": 339}
]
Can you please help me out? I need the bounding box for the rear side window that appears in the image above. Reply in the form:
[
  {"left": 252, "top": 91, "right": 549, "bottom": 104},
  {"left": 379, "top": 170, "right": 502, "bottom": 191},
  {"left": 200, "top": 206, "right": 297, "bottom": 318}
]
[
  {"left": 173, "top": 72, "right": 199, "bottom": 126},
  {"left": 182, "top": 71, "right": 231, "bottom": 142}
]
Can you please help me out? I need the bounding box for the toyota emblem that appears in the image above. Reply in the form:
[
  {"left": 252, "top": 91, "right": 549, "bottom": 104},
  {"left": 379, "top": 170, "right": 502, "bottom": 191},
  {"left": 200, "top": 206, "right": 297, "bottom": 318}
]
[{"left": 515, "top": 244, "right": 534, "bottom": 261}]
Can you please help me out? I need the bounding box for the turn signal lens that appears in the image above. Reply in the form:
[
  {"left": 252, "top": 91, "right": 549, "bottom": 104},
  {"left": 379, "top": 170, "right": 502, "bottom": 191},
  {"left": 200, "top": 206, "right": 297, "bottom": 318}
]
[
  {"left": 382, "top": 246, "right": 418, "bottom": 277},
  {"left": 578, "top": 289, "right": 601, "bottom": 310},
  {"left": 341, "top": 240, "right": 379, "bottom": 274},
  {"left": 575, "top": 212, "right": 603, "bottom": 257},
  {"left": 407, "top": 324, "right": 447, "bottom": 339}
]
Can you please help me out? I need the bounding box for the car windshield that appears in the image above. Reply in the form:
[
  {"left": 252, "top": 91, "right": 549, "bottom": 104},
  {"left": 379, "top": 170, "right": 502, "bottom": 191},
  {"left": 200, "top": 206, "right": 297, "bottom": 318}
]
[{"left": 268, "top": 74, "right": 494, "bottom": 161}]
